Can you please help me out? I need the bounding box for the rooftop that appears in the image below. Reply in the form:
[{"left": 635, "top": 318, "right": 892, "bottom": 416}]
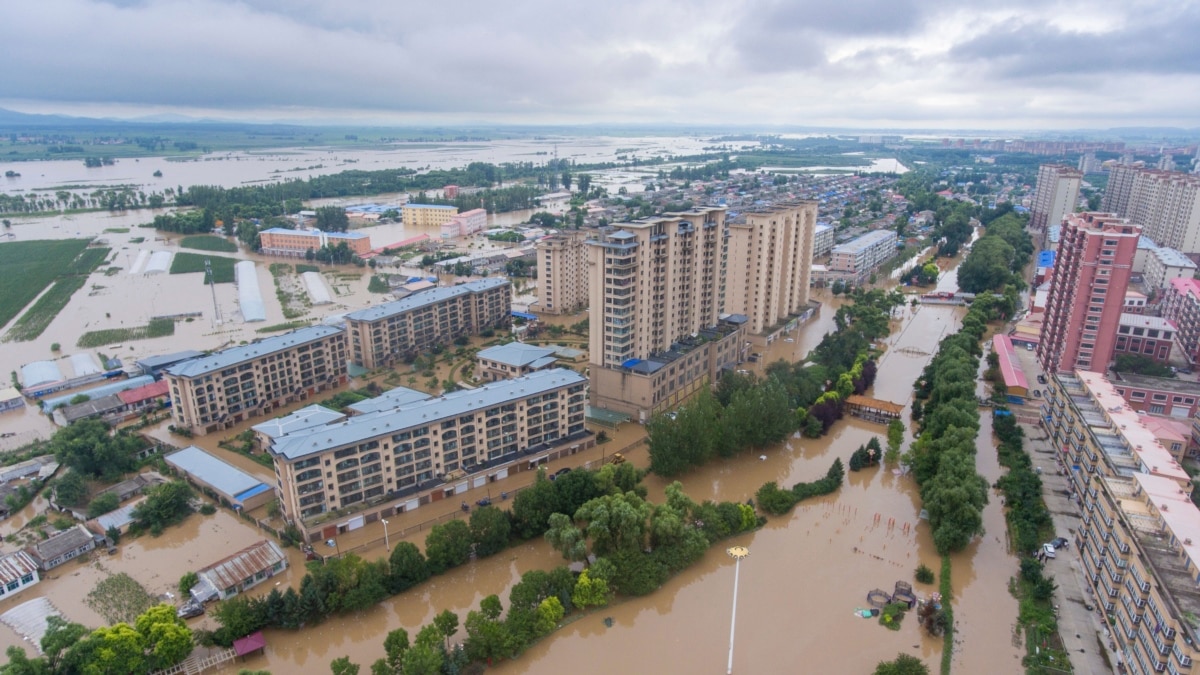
[
  {"left": 1152, "top": 246, "right": 1197, "bottom": 269},
  {"left": 1118, "top": 313, "right": 1178, "bottom": 332},
  {"left": 0, "top": 551, "right": 38, "bottom": 585},
  {"left": 117, "top": 380, "right": 169, "bottom": 405},
  {"left": 1109, "top": 370, "right": 1200, "bottom": 397},
  {"left": 405, "top": 203, "right": 458, "bottom": 210},
  {"left": 1169, "top": 276, "right": 1200, "bottom": 301},
  {"left": 136, "top": 350, "right": 204, "bottom": 370},
  {"left": 1127, "top": 472, "right": 1200, "bottom": 628},
  {"left": 271, "top": 368, "right": 586, "bottom": 461},
  {"left": 31, "top": 525, "right": 94, "bottom": 562},
  {"left": 344, "top": 278, "right": 509, "bottom": 323},
  {"left": 831, "top": 229, "right": 897, "bottom": 255},
  {"left": 477, "top": 342, "right": 558, "bottom": 368},
  {"left": 198, "top": 540, "right": 287, "bottom": 591},
  {"left": 260, "top": 228, "right": 368, "bottom": 240},
  {"left": 251, "top": 404, "right": 346, "bottom": 440},
  {"left": 992, "top": 334, "right": 1030, "bottom": 392},
  {"left": 346, "top": 386, "right": 433, "bottom": 415},
  {"left": 164, "top": 325, "right": 343, "bottom": 379},
  {"left": 164, "top": 446, "right": 269, "bottom": 499}
]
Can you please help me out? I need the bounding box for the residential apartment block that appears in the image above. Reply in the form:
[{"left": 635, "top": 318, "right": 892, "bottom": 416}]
[
  {"left": 165, "top": 325, "right": 349, "bottom": 435},
  {"left": 585, "top": 208, "right": 748, "bottom": 421},
  {"left": 267, "top": 369, "right": 589, "bottom": 535},
  {"left": 1145, "top": 246, "right": 1197, "bottom": 291},
  {"left": 258, "top": 228, "right": 372, "bottom": 258},
  {"left": 1110, "top": 370, "right": 1200, "bottom": 421},
  {"left": 439, "top": 208, "right": 488, "bottom": 239},
  {"left": 828, "top": 229, "right": 898, "bottom": 284},
  {"left": 725, "top": 201, "right": 817, "bottom": 335},
  {"left": 1030, "top": 164, "right": 1083, "bottom": 232},
  {"left": 1114, "top": 314, "right": 1177, "bottom": 364},
  {"left": 533, "top": 230, "right": 589, "bottom": 315},
  {"left": 1104, "top": 166, "right": 1200, "bottom": 253},
  {"left": 1037, "top": 213, "right": 1141, "bottom": 374},
  {"left": 813, "top": 223, "right": 835, "bottom": 258},
  {"left": 1162, "top": 278, "right": 1200, "bottom": 365},
  {"left": 475, "top": 342, "right": 558, "bottom": 382},
  {"left": 404, "top": 203, "right": 459, "bottom": 228},
  {"left": 1075, "top": 471, "right": 1200, "bottom": 675},
  {"left": 344, "top": 278, "right": 511, "bottom": 369}
]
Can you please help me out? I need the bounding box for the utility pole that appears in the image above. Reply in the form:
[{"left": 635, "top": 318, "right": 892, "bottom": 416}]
[{"left": 205, "top": 259, "right": 221, "bottom": 327}]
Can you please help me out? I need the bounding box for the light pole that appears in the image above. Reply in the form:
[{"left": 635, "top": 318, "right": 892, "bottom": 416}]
[
  {"left": 726, "top": 545, "right": 749, "bottom": 675},
  {"left": 381, "top": 519, "right": 391, "bottom": 552}
]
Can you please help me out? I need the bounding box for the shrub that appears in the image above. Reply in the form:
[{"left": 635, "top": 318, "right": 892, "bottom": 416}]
[{"left": 915, "top": 564, "right": 935, "bottom": 584}]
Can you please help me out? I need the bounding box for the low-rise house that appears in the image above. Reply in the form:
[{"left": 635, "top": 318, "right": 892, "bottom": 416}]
[
  {"left": 0, "top": 551, "right": 40, "bottom": 600},
  {"left": 164, "top": 446, "right": 275, "bottom": 511},
  {"left": 28, "top": 524, "right": 97, "bottom": 571},
  {"left": 476, "top": 343, "right": 559, "bottom": 382},
  {"left": 190, "top": 539, "right": 289, "bottom": 602},
  {"left": 0, "top": 387, "right": 24, "bottom": 413}
]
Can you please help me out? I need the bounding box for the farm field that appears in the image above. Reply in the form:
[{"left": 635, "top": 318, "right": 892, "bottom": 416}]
[{"left": 0, "top": 239, "right": 91, "bottom": 328}]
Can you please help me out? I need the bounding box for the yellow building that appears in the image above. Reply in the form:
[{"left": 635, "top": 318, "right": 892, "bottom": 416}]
[
  {"left": 164, "top": 326, "right": 349, "bottom": 435},
  {"left": 404, "top": 203, "right": 459, "bottom": 228},
  {"left": 725, "top": 201, "right": 817, "bottom": 336},
  {"left": 533, "top": 230, "right": 589, "bottom": 315}
]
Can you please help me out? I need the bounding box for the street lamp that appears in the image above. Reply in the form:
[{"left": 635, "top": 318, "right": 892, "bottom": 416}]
[
  {"left": 381, "top": 519, "right": 391, "bottom": 552},
  {"left": 726, "top": 545, "right": 750, "bottom": 675}
]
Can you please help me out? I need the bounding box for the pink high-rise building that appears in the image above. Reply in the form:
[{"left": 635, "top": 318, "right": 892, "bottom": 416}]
[{"left": 1037, "top": 213, "right": 1142, "bottom": 374}]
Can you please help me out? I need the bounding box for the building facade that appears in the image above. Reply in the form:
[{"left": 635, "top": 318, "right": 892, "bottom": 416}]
[
  {"left": 725, "top": 201, "right": 817, "bottom": 335},
  {"left": 258, "top": 228, "right": 372, "bottom": 258},
  {"left": 1110, "top": 371, "right": 1200, "bottom": 420},
  {"left": 404, "top": 204, "right": 459, "bottom": 228},
  {"left": 0, "top": 551, "right": 40, "bottom": 601},
  {"left": 439, "top": 208, "right": 488, "bottom": 239},
  {"left": 585, "top": 209, "right": 749, "bottom": 420},
  {"left": 192, "top": 539, "right": 289, "bottom": 602},
  {"left": 344, "top": 278, "right": 511, "bottom": 369},
  {"left": 1037, "top": 213, "right": 1141, "bottom": 374},
  {"left": 828, "top": 229, "right": 899, "bottom": 284},
  {"left": 165, "top": 326, "right": 349, "bottom": 435},
  {"left": 1114, "top": 314, "right": 1178, "bottom": 364},
  {"left": 28, "top": 524, "right": 97, "bottom": 571},
  {"left": 1145, "top": 246, "right": 1198, "bottom": 291},
  {"left": 532, "top": 230, "right": 589, "bottom": 315},
  {"left": 813, "top": 223, "right": 835, "bottom": 258},
  {"left": 1104, "top": 165, "right": 1200, "bottom": 253},
  {"left": 1162, "top": 277, "right": 1200, "bottom": 365},
  {"left": 1030, "top": 164, "right": 1083, "bottom": 232},
  {"left": 475, "top": 343, "right": 558, "bottom": 382},
  {"left": 268, "top": 369, "right": 589, "bottom": 534}
]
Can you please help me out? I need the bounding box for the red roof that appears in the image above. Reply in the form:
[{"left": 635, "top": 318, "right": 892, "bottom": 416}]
[
  {"left": 1169, "top": 276, "right": 1200, "bottom": 302},
  {"left": 117, "top": 380, "right": 169, "bottom": 405},
  {"left": 992, "top": 334, "right": 1029, "bottom": 392},
  {"left": 233, "top": 631, "right": 266, "bottom": 656}
]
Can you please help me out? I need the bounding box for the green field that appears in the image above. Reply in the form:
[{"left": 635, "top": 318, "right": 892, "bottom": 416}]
[
  {"left": 180, "top": 235, "right": 238, "bottom": 253},
  {"left": 0, "top": 239, "right": 90, "bottom": 329},
  {"left": 5, "top": 276, "right": 89, "bottom": 342},
  {"left": 255, "top": 320, "right": 313, "bottom": 334},
  {"left": 77, "top": 318, "right": 175, "bottom": 348},
  {"left": 295, "top": 264, "right": 320, "bottom": 274},
  {"left": 169, "top": 252, "right": 237, "bottom": 283}
]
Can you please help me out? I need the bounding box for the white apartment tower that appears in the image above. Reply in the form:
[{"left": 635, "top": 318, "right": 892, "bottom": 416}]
[{"left": 725, "top": 201, "right": 817, "bottom": 334}]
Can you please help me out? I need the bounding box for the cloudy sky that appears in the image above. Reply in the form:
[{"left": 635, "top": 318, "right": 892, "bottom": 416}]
[{"left": 1, "top": 0, "right": 1198, "bottom": 129}]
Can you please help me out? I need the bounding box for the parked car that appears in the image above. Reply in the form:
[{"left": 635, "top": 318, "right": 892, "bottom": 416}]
[
  {"left": 1051, "top": 537, "right": 1069, "bottom": 550},
  {"left": 553, "top": 468, "right": 572, "bottom": 480},
  {"left": 177, "top": 600, "right": 205, "bottom": 620},
  {"left": 1042, "top": 543, "right": 1057, "bottom": 559}
]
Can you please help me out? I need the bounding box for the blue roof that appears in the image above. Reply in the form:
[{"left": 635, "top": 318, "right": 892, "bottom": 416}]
[
  {"left": 234, "top": 483, "right": 272, "bottom": 503},
  {"left": 405, "top": 203, "right": 458, "bottom": 210},
  {"left": 40, "top": 375, "right": 155, "bottom": 411},
  {"left": 622, "top": 358, "right": 642, "bottom": 368},
  {"left": 1037, "top": 250, "right": 1056, "bottom": 267},
  {"left": 260, "top": 227, "right": 368, "bottom": 239},
  {"left": 511, "top": 311, "right": 538, "bottom": 320}
]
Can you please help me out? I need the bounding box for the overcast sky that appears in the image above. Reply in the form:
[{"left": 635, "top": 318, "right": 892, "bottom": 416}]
[{"left": 1, "top": 0, "right": 1198, "bottom": 129}]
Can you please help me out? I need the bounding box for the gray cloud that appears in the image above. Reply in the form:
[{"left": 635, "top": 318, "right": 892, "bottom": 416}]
[{"left": 0, "top": 0, "right": 1197, "bottom": 127}]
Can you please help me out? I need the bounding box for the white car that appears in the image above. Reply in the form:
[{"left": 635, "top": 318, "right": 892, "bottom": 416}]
[{"left": 1042, "top": 543, "right": 1057, "bottom": 559}]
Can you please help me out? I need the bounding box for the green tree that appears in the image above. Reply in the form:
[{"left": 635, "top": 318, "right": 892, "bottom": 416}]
[
  {"left": 53, "top": 471, "right": 88, "bottom": 507},
  {"left": 135, "top": 604, "right": 194, "bottom": 669},
  {"left": 87, "top": 492, "right": 120, "bottom": 518},
  {"left": 463, "top": 595, "right": 513, "bottom": 663},
  {"left": 432, "top": 609, "right": 459, "bottom": 650},
  {"left": 178, "top": 571, "right": 199, "bottom": 595},
  {"left": 387, "top": 541, "right": 430, "bottom": 593},
  {"left": 545, "top": 512, "right": 588, "bottom": 563},
  {"left": 77, "top": 623, "right": 147, "bottom": 675},
  {"left": 132, "top": 481, "right": 194, "bottom": 533},
  {"left": 874, "top": 653, "right": 930, "bottom": 675},
  {"left": 330, "top": 656, "right": 360, "bottom": 675},
  {"left": 382, "top": 627, "right": 409, "bottom": 672},
  {"left": 40, "top": 616, "right": 88, "bottom": 673},
  {"left": 400, "top": 644, "right": 442, "bottom": 675},
  {"left": 571, "top": 569, "right": 610, "bottom": 609},
  {"left": 956, "top": 236, "right": 1016, "bottom": 293},
  {"left": 510, "top": 469, "right": 561, "bottom": 538},
  {"left": 469, "top": 505, "right": 511, "bottom": 558},
  {"left": 424, "top": 520, "right": 472, "bottom": 574},
  {"left": 574, "top": 492, "right": 652, "bottom": 556},
  {"left": 0, "top": 647, "right": 50, "bottom": 675},
  {"left": 535, "top": 596, "right": 565, "bottom": 636},
  {"left": 315, "top": 206, "right": 350, "bottom": 232}
]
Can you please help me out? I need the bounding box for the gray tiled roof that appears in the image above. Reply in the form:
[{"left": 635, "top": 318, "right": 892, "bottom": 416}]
[
  {"left": 344, "top": 278, "right": 509, "bottom": 323},
  {"left": 477, "top": 342, "right": 557, "bottom": 368},
  {"left": 251, "top": 404, "right": 346, "bottom": 440},
  {"left": 271, "top": 368, "right": 586, "bottom": 461},
  {"left": 346, "top": 386, "right": 432, "bottom": 415},
  {"left": 164, "top": 325, "right": 343, "bottom": 379}
]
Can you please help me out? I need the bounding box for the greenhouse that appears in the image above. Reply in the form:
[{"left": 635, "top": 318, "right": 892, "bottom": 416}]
[
  {"left": 302, "top": 271, "right": 332, "bottom": 305},
  {"left": 144, "top": 250, "right": 173, "bottom": 275},
  {"left": 235, "top": 261, "right": 266, "bottom": 322}
]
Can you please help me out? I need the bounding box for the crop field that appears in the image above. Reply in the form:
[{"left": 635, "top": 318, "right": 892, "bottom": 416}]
[
  {"left": 4, "top": 276, "right": 89, "bottom": 341},
  {"left": 0, "top": 239, "right": 90, "bottom": 329},
  {"left": 77, "top": 318, "right": 176, "bottom": 347},
  {"left": 169, "top": 252, "right": 237, "bottom": 283},
  {"left": 179, "top": 235, "right": 238, "bottom": 253}
]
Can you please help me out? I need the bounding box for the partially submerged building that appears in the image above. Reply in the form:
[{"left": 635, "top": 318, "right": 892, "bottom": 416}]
[
  {"left": 190, "top": 539, "right": 289, "bottom": 602},
  {"left": 0, "top": 552, "right": 40, "bottom": 601},
  {"left": 27, "top": 525, "right": 97, "bottom": 571},
  {"left": 164, "top": 446, "right": 274, "bottom": 511}
]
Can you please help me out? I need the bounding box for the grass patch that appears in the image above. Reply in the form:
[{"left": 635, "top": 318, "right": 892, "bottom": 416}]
[
  {"left": 180, "top": 235, "right": 238, "bottom": 253},
  {"left": 103, "top": 227, "right": 130, "bottom": 234},
  {"left": 77, "top": 318, "right": 175, "bottom": 347},
  {"left": 296, "top": 263, "right": 319, "bottom": 274},
  {"left": 940, "top": 556, "right": 954, "bottom": 675},
  {"left": 129, "top": 236, "right": 145, "bottom": 244},
  {"left": 368, "top": 274, "right": 390, "bottom": 293},
  {"left": 170, "top": 252, "right": 237, "bottom": 282},
  {"left": 86, "top": 572, "right": 156, "bottom": 625},
  {"left": 63, "top": 247, "right": 111, "bottom": 275},
  {"left": 103, "top": 266, "right": 122, "bottom": 276},
  {"left": 256, "top": 320, "right": 312, "bottom": 334},
  {"left": 0, "top": 239, "right": 89, "bottom": 328},
  {"left": 5, "top": 276, "right": 88, "bottom": 342}
]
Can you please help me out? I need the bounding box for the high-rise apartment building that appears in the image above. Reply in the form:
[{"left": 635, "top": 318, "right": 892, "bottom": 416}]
[
  {"left": 586, "top": 208, "right": 747, "bottom": 420},
  {"left": 1102, "top": 166, "right": 1200, "bottom": 253},
  {"left": 1162, "top": 277, "right": 1200, "bottom": 365},
  {"left": 725, "top": 201, "right": 817, "bottom": 335},
  {"left": 1037, "top": 213, "right": 1141, "bottom": 374},
  {"left": 165, "top": 325, "right": 349, "bottom": 435},
  {"left": 344, "top": 279, "right": 511, "bottom": 369},
  {"left": 1030, "top": 164, "right": 1083, "bottom": 232},
  {"left": 532, "top": 230, "right": 589, "bottom": 315}
]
